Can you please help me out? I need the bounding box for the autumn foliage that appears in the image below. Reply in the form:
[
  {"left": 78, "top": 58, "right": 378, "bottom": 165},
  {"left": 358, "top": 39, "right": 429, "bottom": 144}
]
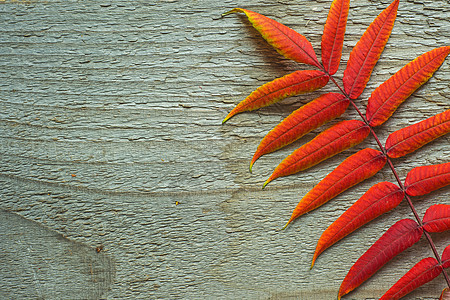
[{"left": 222, "top": 0, "right": 449, "bottom": 298}]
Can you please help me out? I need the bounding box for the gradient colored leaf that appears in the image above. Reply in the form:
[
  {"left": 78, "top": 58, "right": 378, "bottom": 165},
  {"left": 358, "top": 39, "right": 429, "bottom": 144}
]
[
  {"left": 440, "top": 288, "right": 450, "bottom": 300},
  {"left": 423, "top": 204, "right": 450, "bottom": 233},
  {"left": 342, "top": 0, "right": 399, "bottom": 99},
  {"left": 222, "top": 70, "right": 329, "bottom": 123},
  {"left": 385, "top": 109, "right": 450, "bottom": 158},
  {"left": 338, "top": 218, "right": 423, "bottom": 299},
  {"left": 321, "top": 0, "right": 350, "bottom": 75},
  {"left": 264, "top": 120, "right": 369, "bottom": 186},
  {"left": 379, "top": 257, "right": 441, "bottom": 300},
  {"left": 405, "top": 162, "right": 450, "bottom": 197},
  {"left": 284, "top": 148, "right": 386, "bottom": 227},
  {"left": 250, "top": 93, "right": 348, "bottom": 171},
  {"left": 311, "top": 181, "right": 403, "bottom": 268},
  {"left": 367, "top": 46, "right": 450, "bottom": 127},
  {"left": 223, "top": 8, "right": 320, "bottom": 67}
]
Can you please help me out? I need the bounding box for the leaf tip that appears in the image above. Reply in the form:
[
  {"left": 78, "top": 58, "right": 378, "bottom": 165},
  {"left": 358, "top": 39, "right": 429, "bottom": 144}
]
[
  {"left": 262, "top": 179, "right": 270, "bottom": 189},
  {"left": 221, "top": 8, "right": 239, "bottom": 17}
]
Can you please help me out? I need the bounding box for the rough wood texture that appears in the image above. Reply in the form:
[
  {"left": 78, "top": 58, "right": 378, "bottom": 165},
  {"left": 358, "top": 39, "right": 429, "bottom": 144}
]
[{"left": 0, "top": 0, "right": 448, "bottom": 299}]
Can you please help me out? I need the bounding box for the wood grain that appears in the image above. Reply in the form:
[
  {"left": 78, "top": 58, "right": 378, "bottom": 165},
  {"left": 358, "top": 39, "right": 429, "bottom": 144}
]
[{"left": 0, "top": 0, "right": 448, "bottom": 298}]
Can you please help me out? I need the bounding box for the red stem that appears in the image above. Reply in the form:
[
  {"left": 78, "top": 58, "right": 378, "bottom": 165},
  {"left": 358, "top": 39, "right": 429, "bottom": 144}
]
[{"left": 326, "top": 69, "right": 450, "bottom": 287}]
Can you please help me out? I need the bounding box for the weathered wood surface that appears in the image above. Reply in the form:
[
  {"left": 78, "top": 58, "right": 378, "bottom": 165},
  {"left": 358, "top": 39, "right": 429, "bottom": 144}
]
[{"left": 0, "top": 0, "right": 449, "bottom": 299}]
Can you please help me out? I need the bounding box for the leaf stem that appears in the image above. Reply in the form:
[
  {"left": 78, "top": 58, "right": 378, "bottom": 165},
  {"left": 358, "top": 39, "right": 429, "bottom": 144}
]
[{"left": 326, "top": 67, "right": 450, "bottom": 288}]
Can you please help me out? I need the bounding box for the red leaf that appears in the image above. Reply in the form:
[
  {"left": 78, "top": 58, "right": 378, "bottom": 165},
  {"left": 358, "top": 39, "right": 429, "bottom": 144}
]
[
  {"left": 222, "top": 70, "right": 329, "bottom": 123},
  {"left": 342, "top": 0, "right": 399, "bottom": 99},
  {"left": 404, "top": 162, "right": 450, "bottom": 197},
  {"left": 264, "top": 120, "right": 369, "bottom": 187},
  {"left": 423, "top": 204, "right": 450, "bottom": 233},
  {"left": 223, "top": 8, "right": 320, "bottom": 67},
  {"left": 338, "top": 219, "right": 423, "bottom": 299},
  {"left": 443, "top": 244, "right": 450, "bottom": 269},
  {"left": 284, "top": 148, "right": 386, "bottom": 227},
  {"left": 367, "top": 46, "right": 450, "bottom": 127},
  {"left": 321, "top": 0, "right": 350, "bottom": 75},
  {"left": 379, "top": 257, "right": 441, "bottom": 300},
  {"left": 385, "top": 109, "right": 450, "bottom": 158},
  {"left": 250, "top": 93, "right": 348, "bottom": 171},
  {"left": 311, "top": 181, "right": 403, "bottom": 268}
]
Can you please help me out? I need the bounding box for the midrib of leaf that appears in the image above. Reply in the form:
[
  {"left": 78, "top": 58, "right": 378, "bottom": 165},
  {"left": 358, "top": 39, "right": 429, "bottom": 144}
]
[
  {"left": 368, "top": 52, "right": 448, "bottom": 124},
  {"left": 407, "top": 174, "right": 449, "bottom": 191}
]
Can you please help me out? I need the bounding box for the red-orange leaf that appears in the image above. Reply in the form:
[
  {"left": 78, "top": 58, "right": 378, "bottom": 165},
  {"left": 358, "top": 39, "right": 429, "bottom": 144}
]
[
  {"left": 250, "top": 93, "right": 348, "bottom": 171},
  {"left": 385, "top": 109, "right": 450, "bottom": 158},
  {"left": 379, "top": 257, "right": 441, "bottom": 300},
  {"left": 311, "top": 181, "right": 403, "bottom": 268},
  {"left": 321, "top": 0, "right": 350, "bottom": 75},
  {"left": 338, "top": 219, "right": 423, "bottom": 299},
  {"left": 223, "top": 70, "right": 329, "bottom": 123},
  {"left": 264, "top": 120, "right": 369, "bottom": 187},
  {"left": 223, "top": 8, "right": 321, "bottom": 67},
  {"left": 342, "top": 0, "right": 399, "bottom": 99},
  {"left": 284, "top": 148, "right": 386, "bottom": 227},
  {"left": 404, "top": 162, "right": 450, "bottom": 197},
  {"left": 367, "top": 46, "right": 450, "bottom": 127},
  {"left": 423, "top": 204, "right": 450, "bottom": 233},
  {"left": 443, "top": 244, "right": 450, "bottom": 269}
]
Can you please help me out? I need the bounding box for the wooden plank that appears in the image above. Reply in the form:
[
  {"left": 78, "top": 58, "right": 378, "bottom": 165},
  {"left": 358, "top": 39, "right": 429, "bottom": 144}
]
[{"left": 0, "top": 0, "right": 449, "bottom": 298}]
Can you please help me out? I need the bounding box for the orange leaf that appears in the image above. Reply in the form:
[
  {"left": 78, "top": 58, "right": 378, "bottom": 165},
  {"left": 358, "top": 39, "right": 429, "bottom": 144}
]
[
  {"left": 404, "top": 162, "right": 450, "bottom": 197},
  {"left": 284, "top": 148, "right": 386, "bottom": 227},
  {"left": 422, "top": 204, "right": 450, "bottom": 233},
  {"left": 343, "top": 0, "right": 399, "bottom": 99},
  {"left": 379, "top": 257, "right": 441, "bottom": 300},
  {"left": 223, "top": 8, "right": 321, "bottom": 67},
  {"left": 311, "top": 181, "right": 403, "bottom": 268},
  {"left": 264, "top": 120, "right": 369, "bottom": 187},
  {"left": 222, "top": 70, "right": 329, "bottom": 123},
  {"left": 321, "top": 0, "right": 350, "bottom": 75},
  {"left": 338, "top": 219, "right": 423, "bottom": 299},
  {"left": 367, "top": 46, "right": 450, "bottom": 127},
  {"left": 385, "top": 109, "right": 450, "bottom": 158},
  {"left": 250, "top": 93, "right": 348, "bottom": 171}
]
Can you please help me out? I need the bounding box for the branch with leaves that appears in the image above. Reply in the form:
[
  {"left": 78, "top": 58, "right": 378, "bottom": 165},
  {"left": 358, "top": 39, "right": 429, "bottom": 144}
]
[{"left": 222, "top": 0, "right": 450, "bottom": 298}]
